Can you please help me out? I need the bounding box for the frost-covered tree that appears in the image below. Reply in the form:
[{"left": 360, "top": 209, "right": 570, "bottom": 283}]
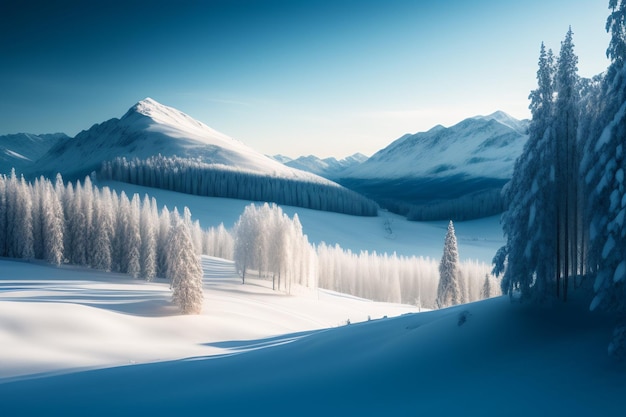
[
  {"left": 202, "top": 223, "right": 234, "bottom": 260},
  {"left": 584, "top": 1, "right": 626, "bottom": 348},
  {"left": 9, "top": 174, "right": 35, "bottom": 260},
  {"left": 0, "top": 176, "right": 7, "bottom": 256},
  {"left": 167, "top": 213, "right": 204, "bottom": 314},
  {"left": 40, "top": 180, "right": 64, "bottom": 265},
  {"left": 436, "top": 221, "right": 461, "bottom": 308},
  {"left": 69, "top": 180, "right": 88, "bottom": 265},
  {"left": 554, "top": 27, "right": 581, "bottom": 300},
  {"left": 233, "top": 204, "right": 260, "bottom": 283},
  {"left": 91, "top": 187, "right": 114, "bottom": 271},
  {"left": 139, "top": 195, "right": 158, "bottom": 281},
  {"left": 157, "top": 206, "right": 172, "bottom": 278},
  {"left": 481, "top": 274, "right": 492, "bottom": 299},
  {"left": 495, "top": 33, "right": 583, "bottom": 303},
  {"left": 496, "top": 42, "right": 557, "bottom": 300}
]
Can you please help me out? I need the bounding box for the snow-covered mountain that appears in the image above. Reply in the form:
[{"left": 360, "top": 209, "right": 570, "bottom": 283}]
[
  {"left": 274, "top": 153, "right": 368, "bottom": 179},
  {"left": 30, "top": 98, "right": 332, "bottom": 184},
  {"left": 343, "top": 111, "right": 528, "bottom": 180},
  {"left": 0, "top": 133, "right": 68, "bottom": 173},
  {"left": 336, "top": 112, "right": 529, "bottom": 220}
]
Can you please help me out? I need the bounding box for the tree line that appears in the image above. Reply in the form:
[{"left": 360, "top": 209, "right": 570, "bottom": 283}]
[
  {"left": 100, "top": 155, "right": 379, "bottom": 217},
  {"left": 0, "top": 171, "right": 231, "bottom": 314},
  {"left": 494, "top": 1, "right": 626, "bottom": 356},
  {"left": 231, "top": 203, "right": 498, "bottom": 310},
  {"left": 0, "top": 170, "right": 496, "bottom": 314}
]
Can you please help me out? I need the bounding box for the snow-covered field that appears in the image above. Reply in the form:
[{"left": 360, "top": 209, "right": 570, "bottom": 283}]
[
  {"left": 0, "top": 256, "right": 417, "bottom": 382},
  {"left": 0, "top": 257, "right": 623, "bottom": 416}
]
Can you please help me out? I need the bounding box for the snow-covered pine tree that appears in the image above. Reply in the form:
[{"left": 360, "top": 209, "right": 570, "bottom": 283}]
[
  {"left": 69, "top": 180, "right": 88, "bottom": 265},
  {"left": 41, "top": 179, "right": 64, "bottom": 266},
  {"left": 14, "top": 174, "right": 34, "bottom": 260},
  {"left": 91, "top": 187, "right": 114, "bottom": 271},
  {"left": 495, "top": 41, "right": 558, "bottom": 301},
  {"left": 167, "top": 213, "right": 204, "bottom": 314},
  {"left": 0, "top": 175, "right": 6, "bottom": 257},
  {"left": 157, "top": 206, "right": 171, "bottom": 278},
  {"left": 31, "top": 178, "right": 44, "bottom": 259},
  {"left": 481, "top": 274, "right": 492, "bottom": 299},
  {"left": 583, "top": 0, "right": 626, "bottom": 353},
  {"left": 436, "top": 220, "right": 461, "bottom": 308},
  {"left": 554, "top": 26, "right": 581, "bottom": 301},
  {"left": 139, "top": 195, "right": 157, "bottom": 281}
]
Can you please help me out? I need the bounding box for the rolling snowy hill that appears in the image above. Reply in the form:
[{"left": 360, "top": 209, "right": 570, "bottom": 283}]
[
  {"left": 338, "top": 111, "right": 529, "bottom": 220},
  {"left": 0, "top": 257, "right": 622, "bottom": 416},
  {"left": 29, "top": 98, "right": 334, "bottom": 184},
  {"left": 0, "top": 133, "right": 68, "bottom": 173}
]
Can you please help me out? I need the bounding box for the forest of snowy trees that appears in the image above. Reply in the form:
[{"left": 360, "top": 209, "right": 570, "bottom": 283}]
[
  {"left": 0, "top": 171, "right": 221, "bottom": 314},
  {"left": 0, "top": 170, "right": 495, "bottom": 313},
  {"left": 494, "top": 1, "right": 626, "bottom": 355},
  {"left": 100, "top": 155, "right": 379, "bottom": 217},
  {"left": 232, "top": 203, "right": 497, "bottom": 309}
]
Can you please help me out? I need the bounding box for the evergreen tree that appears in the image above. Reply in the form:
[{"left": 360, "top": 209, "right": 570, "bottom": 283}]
[
  {"left": 167, "top": 214, "right": 204, "bottom": 314},
  {"left": 14, "top": 175, "right": 34, "bottom": 260},
  {"left": 91, "top": 187, "right": 114, "bottom": 271},
  {"left": 157, "top": 206, "right": 172, "bottom": 278},
  {"left": 127, "top": 194, "right": 142, "bottom": 278},
  {"left": 496, "top": 43, "right": 555, "bottom": 299},
  {"left": 585, "top": 1, "right": 626, "bottom": 347},
  {"left": 554, "top": 26, "right": 581, "bottom": 300},
  {"left": 436, "top": 221, "right": 461, "bottom": 308},
  {"left": 481, "top": 274, "right": 492, "bottom": 299},
  {"left": 41, "top": 180, "right": 64, "bottom": 266},
  {"left": 494, "top": 37, "right": 581, "bottom": 303},
  {"left": 139, "top": 195, "right": 157, "bottom": 281},
  {"left": 0, "top": 175, "right": 6, "bottom": 256}
]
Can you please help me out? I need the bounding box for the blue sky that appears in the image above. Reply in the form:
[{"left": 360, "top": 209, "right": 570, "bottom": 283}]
[{"left": 0, "top": 0, "right": 611, "bottom": 158}]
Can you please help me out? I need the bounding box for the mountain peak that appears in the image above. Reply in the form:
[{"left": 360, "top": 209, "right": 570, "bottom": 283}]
[
  {"left": 131, "top": 97, "right": 162, "bottom": 115},
  {"left": 472, "top": 111, "right": 528, "bottom": 134},
  {"left": 124, "top": 97, "right": 203, "bottom": 129}
]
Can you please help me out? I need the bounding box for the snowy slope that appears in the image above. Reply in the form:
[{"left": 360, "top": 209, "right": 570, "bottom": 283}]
[
  {"left": 30, "top": 98, "right": 334, "bottom": 185},
  {"left": 0, "top": 257, "right": 622, "bottom": 416},
  {"left": 0, "top": 133, "right": 68, "bottom": 173},
  {"left": 0, "top": 257, "right": 417, "bottom": 380},
  {"left": 343, "top": 111, "right": 528, "bottom": 180},
  {"left": 276, "top": 152, "right": 368, "bottom": 179},
  {"left": 101, "top": 180, "right": 505, "bottom": 263}
]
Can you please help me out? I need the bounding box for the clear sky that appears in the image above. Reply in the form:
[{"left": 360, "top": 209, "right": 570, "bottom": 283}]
[{"left": 0, "top": 0, "right": 612, "bottom": 158}]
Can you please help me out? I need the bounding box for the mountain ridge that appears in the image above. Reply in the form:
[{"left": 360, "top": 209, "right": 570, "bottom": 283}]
[
  {"left": 26, "top": 98, "right": 333, "bottom": 184},
  {"left": 0, "top": 133, "right": 69, "bottom": 173},
  {"left": 273, "top": 152, "right": 368, "bottom": 179},
  {"left": 343, "top": 111, "right": 528, "bottom": 181}
]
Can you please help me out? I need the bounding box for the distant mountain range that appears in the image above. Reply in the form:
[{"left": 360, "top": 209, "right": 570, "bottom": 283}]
[
  {"left": 0, "top": 100, "right": 528, "bottom": 220},
  {"left": 271, "top": 153, "right": 368, "bottom": 179},
  {"left": 0, "top": 133, "right": 69, "bottom": 172},
  {"left": 277, "top": 111, "right": 529, "bottom": 220}
]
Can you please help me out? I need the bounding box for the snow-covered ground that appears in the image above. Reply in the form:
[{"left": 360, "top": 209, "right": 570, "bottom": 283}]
[
  {"left": 2, "top": 180, "right": 621, "bottom": 416},
  {"left": 0, "top": 257, "right": 622, "bottom": 416},
  {"left": 0, "top": 257, "right": 416, "bottom": 381}
]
